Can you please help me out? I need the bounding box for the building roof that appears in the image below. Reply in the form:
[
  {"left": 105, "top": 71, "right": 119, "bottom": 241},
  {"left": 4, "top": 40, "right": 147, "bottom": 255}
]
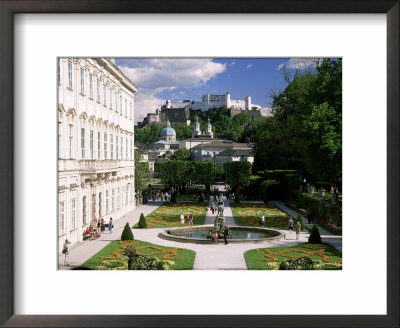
[
  {"left": 160, "top": 127, "right": 176, "bottom": 137},
  {"left": 180, "top": 137, "right": 223, "bottom": 142},
  {"left": 215, "top": 149, "right": 254, "bottom": 157},
  {"left": 191, "top": 140, "right": 252, "bottom": 149}
]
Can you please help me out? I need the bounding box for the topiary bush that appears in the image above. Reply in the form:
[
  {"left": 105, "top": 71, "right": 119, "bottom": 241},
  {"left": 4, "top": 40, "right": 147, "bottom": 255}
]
[
  {"left": 121, "top": 222, "right": 134, "bottom": 241},
  {"left": 170, "top": 192, "right": 177, "bottom": 203},
  {"left": 138, "top": 213, "right": 147, "bottom": 228},
  {"left": 308, "top": 224, "right": 322, "bottom": 244},
  {"left": 198, "top": 194, "right": 204, "bottom": 202}
]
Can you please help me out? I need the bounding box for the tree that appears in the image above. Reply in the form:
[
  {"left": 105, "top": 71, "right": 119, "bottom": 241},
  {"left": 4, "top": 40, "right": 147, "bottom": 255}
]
[
  {"left": 134, "top": 150, "right": 151, "bottom": 194},
  {"left": 308, "top": 224, "right": 322, "bottom": 244},
  {"left": 171, "top": 147, "right": 191, "bottom": 161},
  {"left": 254, "top": 58, "right": 342, "bottom": 185},
  {"left": 155, "top": 160, "right": 194, "bottom": 196},
  {"left": 192, "top": 161, "right": 215, "bottom": 192},
  {"left": 138, "top": 213, "right": 147, "bottom": 228},
  {"left": 121, "top": 222, "right": 134, "bottom": 241},
  {"left": 225, "top": 161, "right": 252, "bottom": 202}
]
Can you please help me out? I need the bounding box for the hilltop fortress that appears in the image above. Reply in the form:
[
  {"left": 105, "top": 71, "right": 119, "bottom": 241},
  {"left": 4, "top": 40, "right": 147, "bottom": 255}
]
[{"left": 139, "top": 92, "right": 263, "bottom": 127}]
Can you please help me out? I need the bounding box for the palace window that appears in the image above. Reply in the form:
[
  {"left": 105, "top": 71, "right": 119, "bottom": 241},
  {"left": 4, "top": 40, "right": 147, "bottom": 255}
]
[
  {"left": 89, "top": 74, "right": 93, "bottom": 98},
  {"left": 120, "top": 137, "right": 123, "bottom": 159},
  {"left": 68, "top": 60, "right": 72, "bottom": 89},
  {"left": 117, "top": 186, "right": 120, "bottom": 209},
  {"left": 104, "top": 133, "right": 108, "bottom": 159},
  {"left": 97, "top": 80, "right": 100, "bottom": 102},
  {"left": 125, "top": 99, "right": 127, "bottom": 117},
  {"left": 120, "top": 96, "right": 122, "bottom": 114},
  {"left": 126, "top": 184, "right": 129, "bottom": 205},
  {"left": 82, "top": 196, "right": 87, "bottom": 225},
  {"left": 106, "top": 190, "right": 109, "bottom": 214},
  {"left": 103, "top": 85, "right": 106, "bottom": 105},
  {"left": 99, "top": 192, "right": 102, "bottom": 217},
  {"left": 80, "top": 68, "right": 84, "bottom": 94},
  {"left": 71, "top": 198, "right": 76, "bottom": 229},
  {"left": 125, "top": 137, "right": 128, "bottom": 160},
  {"left": 109, "top": 89, "right": 112, "bottom": 108},
  {"left": 59, "top": 201, "right": 65, "bottom": 235},
  {"left": 130, "top": 102, "right": 133, "bottom": 120},
  {"left": 97, "top": 132, "right": 101, "bottom": 159},
  {"left": 90, "top": 130, "right": 94, "bottom": 159},
  {"left": 110, "top": 134, "right": 114, "bottom": 159},
  {"left": 112, "top": 189, "right": 115, "bottom": 211},
  {"left": 81, "top": 128, "right": 85, "bottom": 159},
  {"left": 116, "top": 136, "right": 119, "bottom": 160}
]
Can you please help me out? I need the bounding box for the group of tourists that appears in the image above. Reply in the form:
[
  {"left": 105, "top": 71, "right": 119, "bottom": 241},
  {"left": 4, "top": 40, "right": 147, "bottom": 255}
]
[
  {"left": 179, "top": 213, "right": 194, "bottom": 227},
  {"left": 151, "top": 191, "right": 169, "bottom": 202}
]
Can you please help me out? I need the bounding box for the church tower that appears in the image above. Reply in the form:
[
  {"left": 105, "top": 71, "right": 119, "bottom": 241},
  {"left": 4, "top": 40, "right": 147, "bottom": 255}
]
[
  {"left": 192, "top": 116, "right": 202, "bottom": 138},
  {"left": 205, "top": 118, "right": 213, "bottom": 138}
]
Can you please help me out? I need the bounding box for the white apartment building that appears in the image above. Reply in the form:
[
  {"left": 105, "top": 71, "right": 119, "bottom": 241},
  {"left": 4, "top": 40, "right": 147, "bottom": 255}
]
[{"left": 58, "top": 58, "right": 138, "bottom": 250}]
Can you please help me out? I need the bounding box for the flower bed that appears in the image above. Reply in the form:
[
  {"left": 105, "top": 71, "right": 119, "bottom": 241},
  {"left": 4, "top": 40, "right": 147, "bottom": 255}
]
[
  {"left": 245, "top": 243, "right": 342, "bottom": 270},
  {"left": 82, "top": 240, "right": 195, "bottom": 270}
]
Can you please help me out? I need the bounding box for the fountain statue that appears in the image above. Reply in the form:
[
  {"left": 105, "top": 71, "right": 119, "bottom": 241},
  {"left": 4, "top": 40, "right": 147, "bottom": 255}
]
[{"left": 217, "top": 194, "right": 224, "bottom": 216}]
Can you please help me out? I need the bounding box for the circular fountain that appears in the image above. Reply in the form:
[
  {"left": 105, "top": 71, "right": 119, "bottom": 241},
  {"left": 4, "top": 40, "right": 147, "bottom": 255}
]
[{"left": 158, "top": 225, "right": 284, "bottom": 244}]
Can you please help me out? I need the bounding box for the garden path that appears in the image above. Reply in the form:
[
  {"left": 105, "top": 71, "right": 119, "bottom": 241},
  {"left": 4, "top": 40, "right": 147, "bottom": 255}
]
[{"left": 269, "top": 200, "right": 342, "bottom": 253}]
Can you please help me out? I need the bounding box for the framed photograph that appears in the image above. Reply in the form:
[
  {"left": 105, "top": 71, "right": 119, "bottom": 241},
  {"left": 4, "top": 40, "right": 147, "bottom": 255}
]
[{"left": 0, "top": 1, "right": 398, "bottom": 327}]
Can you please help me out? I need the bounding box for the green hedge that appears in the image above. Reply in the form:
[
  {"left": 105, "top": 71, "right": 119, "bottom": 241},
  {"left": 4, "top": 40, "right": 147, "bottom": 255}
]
[
  {"left": 258, "top": 180, "right": 284, "bottom": 203},
  {"left": 289, "top": 190, "right": 342, "bottom": 227},
  {"left": 257, "top": 170, "right": 301, "bottom": 190}
]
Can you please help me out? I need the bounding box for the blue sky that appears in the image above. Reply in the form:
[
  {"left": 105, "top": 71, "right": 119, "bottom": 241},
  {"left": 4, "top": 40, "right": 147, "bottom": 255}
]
[{"left": 113, "top": 58, "right": 319, "bottom": 123}]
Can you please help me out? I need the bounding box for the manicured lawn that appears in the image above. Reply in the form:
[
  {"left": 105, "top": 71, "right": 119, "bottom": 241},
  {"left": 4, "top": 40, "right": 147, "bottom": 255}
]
[
  {"left": 230, "top": 203, "right": 291, "bottom": 229},
  {"left": 244, "top": 243, "right": 342, "bottom": 270},
  {"left": 82, "top": 240, "right": 195, "bottom": 270},
  {"left": 134, "top": 202, "right": 206, "bottom": 228}
]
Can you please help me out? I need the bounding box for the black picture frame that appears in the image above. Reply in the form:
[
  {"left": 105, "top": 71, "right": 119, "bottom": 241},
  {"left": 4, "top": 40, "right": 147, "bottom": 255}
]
[{"left": 0, "top": 1, "right": 398, "bottom": 327}]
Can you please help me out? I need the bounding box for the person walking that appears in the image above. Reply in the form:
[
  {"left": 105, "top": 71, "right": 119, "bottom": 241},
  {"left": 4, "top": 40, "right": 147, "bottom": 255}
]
[
  {"left": 62, "top": 239, "right": 71, "bottom": 266},
  {"left": 188, "top": 214, "right": 194, "bottom": 227},
  {"left": 97, "top": 219, "right": 101, "bottom": 234},
  {"left": 109, "top": 218, "right": 113, "bottom": 234},
  {"left": 223, "top": 225, "right": 229, "bottom": 245},
  {"left": 180, "top": 214, "right": 185, "bottom": 228},
  {"left": 295, "top": 220, "right": 301, "bottom": 240},
  {"left": 260, "top": 214, "right": 265, "bottom": 228},
  {"left": 212, "top": 230, "right": 218, "bottom": 244},
  {"left": 288, "top": 217, "right": 294, "bottom": 235}
]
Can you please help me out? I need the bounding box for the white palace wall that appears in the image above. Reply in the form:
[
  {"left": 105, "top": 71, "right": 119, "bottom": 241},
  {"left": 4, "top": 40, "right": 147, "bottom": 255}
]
[{"left": 58, "top": 58, "right": 137, "bottom": 250}]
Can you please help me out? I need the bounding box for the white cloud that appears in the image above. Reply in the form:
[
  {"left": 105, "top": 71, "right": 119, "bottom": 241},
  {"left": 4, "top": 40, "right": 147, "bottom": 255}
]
[
  {"left": 277, "top": 58, "right": 321, "bottom": 70},
  {"left": 115, "top": 58, "right": 226, "bottom": 122},
  {"left": 245, "top": 64, "right": 253, "bottom": 69}
]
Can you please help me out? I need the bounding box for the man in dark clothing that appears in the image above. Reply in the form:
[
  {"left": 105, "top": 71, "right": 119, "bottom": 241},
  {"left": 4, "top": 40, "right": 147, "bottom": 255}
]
[{"left": 223, "top": 225, "right": 229, "bottom": 245}]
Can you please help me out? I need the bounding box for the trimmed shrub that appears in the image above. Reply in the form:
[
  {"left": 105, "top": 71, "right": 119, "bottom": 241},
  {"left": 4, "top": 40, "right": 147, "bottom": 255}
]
[
  {"left": 138, "top": 213, "right": 147, "bottom": 228},
  {"left": 121, "top": 222, "right": 134, "bottom": 241},
  {"left": 308, "top": 224, "right": 322, "bottom": 244},
  {"left": 170, "top": 192, "right": 177, "bottom": 203},
  {"left": 259, "top": 180, "right": 283, "bottom": 203},
  {"left": 198, "top": 194, "right": 204, "bottom": 202}
]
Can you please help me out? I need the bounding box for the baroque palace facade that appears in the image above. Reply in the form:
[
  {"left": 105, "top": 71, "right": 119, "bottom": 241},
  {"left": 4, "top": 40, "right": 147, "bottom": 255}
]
[{"left": 58, "top": 58, "right": 137, "bottom": 249}]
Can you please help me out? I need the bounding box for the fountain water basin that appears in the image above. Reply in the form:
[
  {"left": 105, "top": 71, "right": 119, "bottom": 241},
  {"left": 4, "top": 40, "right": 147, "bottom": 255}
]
[{"left": 158, "top": 226, "right": 284, "bottom": 244}]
